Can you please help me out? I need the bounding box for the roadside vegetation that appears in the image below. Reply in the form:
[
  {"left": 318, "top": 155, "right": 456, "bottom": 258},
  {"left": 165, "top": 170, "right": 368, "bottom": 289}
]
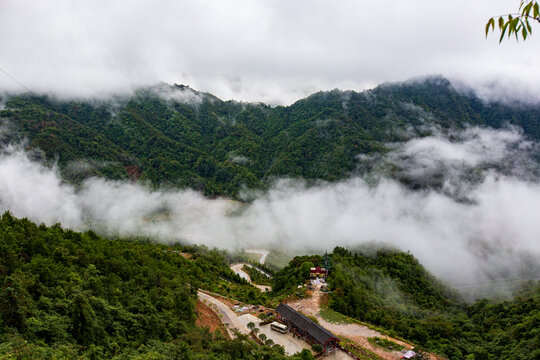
[
  {"left": 318, "top": 307, "right": 356, "bottom": 325},
  {"left": 242, "top": 264, "right": 272, "bottom": 286},
  {"left": 368, "top": 337, "right": 404, "bottom": 352},
  {"left": 340, "top": 338, "right": 383, "bottom": 360},
  {"left": 0, "top": 212, "right": 312, "bottom": 359}
]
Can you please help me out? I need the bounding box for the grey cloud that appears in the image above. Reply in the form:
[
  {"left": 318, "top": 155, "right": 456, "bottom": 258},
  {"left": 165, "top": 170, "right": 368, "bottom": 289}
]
[
  {"left": 373, "top": 126, "right": 540, "bottom": 199},
  {"left": 148, "top": 84, "right": 205, "bottom": 106},
  {"left": 1, "top": 0, "right": 540, "bottom": 104},
  {"left": 228, "top": 153, "right": 250, "bottom": 165}
]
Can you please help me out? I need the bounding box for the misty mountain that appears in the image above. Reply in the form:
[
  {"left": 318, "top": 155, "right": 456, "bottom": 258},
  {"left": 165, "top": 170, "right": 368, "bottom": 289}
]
[
  {"left": 1, "top": 76, "right": 539, "bottom": 360},
  {"left": 1, "top": 76, "right": 539, "bottom": 197}
]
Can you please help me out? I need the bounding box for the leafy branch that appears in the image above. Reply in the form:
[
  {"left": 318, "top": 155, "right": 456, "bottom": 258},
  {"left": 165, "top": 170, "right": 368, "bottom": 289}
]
[{"left": 486, "top": 1, "right": 540, "bottom": 42}]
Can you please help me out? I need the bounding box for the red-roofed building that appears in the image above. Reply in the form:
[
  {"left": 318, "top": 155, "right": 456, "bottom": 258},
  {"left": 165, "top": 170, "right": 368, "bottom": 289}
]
[{"left": 310, "top": 266, "right": 326, "bottom": 278}]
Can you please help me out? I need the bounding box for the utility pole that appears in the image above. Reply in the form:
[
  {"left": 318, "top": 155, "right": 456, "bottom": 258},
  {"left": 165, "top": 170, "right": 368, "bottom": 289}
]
[{"left": 323, "top": 250, "right": 331, "bottom": 276}]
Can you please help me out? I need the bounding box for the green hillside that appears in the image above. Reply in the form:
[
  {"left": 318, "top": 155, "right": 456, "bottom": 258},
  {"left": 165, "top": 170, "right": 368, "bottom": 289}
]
[
  {"left": 271, "top": 247, "right": 540, "bottom": 360},
  {"left": 0, "top": 212, "right": 316, "bottom": 360},
  {"left": 2, "top": 77, "right": 539, "bottom": 197},
  {"left": 1, "top": 213, "right": 538, "bottom": 360},
  {"left": 327, "top": 247, "right": 540, "bottom": 359}
]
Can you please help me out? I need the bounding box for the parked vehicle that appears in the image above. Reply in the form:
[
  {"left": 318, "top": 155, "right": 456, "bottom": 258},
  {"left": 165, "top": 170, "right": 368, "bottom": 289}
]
[{"left": 270, "top": 321, "right": 288, "bottom": 334}]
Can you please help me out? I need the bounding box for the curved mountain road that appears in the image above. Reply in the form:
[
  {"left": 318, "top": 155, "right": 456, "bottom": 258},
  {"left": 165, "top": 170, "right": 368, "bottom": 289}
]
[
  {"left": 197, "top": 291, "right": 249, "bottom": 338},
  {"left": 244, "top": 248, "right": 269, "bottom": 264},
  {"left": 230, "top": 262, "right": 272, "bottom": 292}
]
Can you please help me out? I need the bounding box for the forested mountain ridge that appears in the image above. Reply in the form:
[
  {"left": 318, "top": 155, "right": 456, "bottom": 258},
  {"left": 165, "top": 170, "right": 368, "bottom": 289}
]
[
  {"left": 272, "top": 248, "right": 540, "bottom": 360},
  {"left": 0, "top": 212, "right": 319, "bottom": 359},
  {"left": 1, "top": 77, "right": 539, "bottom": 197},
  {"left": 326, "top": 248, "right": 539, "bottom": 359}
]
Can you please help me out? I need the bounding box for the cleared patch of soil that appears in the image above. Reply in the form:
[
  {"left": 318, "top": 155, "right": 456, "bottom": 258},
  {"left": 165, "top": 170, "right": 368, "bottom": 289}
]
[
  {"left": 195, "top": 300, "right": 228, "bottom": 338},
  {"left": 287, "top": 283, "right": 442, "bottom": 360},
  {"left": 125, "top": 164, "right": 142, "bottom": 182}
]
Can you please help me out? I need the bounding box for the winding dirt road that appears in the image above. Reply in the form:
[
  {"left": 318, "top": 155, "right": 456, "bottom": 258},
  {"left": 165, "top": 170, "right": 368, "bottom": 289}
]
[
  {"left": 231, "top": 249, "right": 272, "bottom": 292},
  {"left": 230, "top": 262, "right": 273, "bottom": 292},
  {"left": 197, "top": 290, "right": 249, "bottom": 338},
  {"left": 244, "top": 248, "right": 269, "bottom": 264},
  {"left": 288, "top": 283, "right": 441, "bottom": 360}
]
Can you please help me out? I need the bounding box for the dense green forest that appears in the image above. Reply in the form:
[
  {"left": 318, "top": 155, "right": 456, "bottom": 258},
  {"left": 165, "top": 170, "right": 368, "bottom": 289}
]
[
  {"left": 1, "top": 77, "right": 539, "bottom": 197},
  {"left": 271, "top": 248, "right": 540, "bottom": 360},
  {"left": 1, "top": 214, "right": 538, "bottom": 360},
  {"left": 0, "top": 213, "right": 318, "bottom": 360}
]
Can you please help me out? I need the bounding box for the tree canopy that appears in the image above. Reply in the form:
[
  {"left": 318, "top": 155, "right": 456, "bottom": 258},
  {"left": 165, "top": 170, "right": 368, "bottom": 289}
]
[
  {"left": 2, "top": 78, "right": 539, "bottom": 198},
  {"left": 0, "top": 212, "right": 313, "bottom": 359}
]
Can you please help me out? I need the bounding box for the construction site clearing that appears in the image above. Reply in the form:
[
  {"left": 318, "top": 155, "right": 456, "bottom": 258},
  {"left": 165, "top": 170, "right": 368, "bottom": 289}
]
[
  {"left": 198, "top": 288, "right": 345, "bottom": 359},
  {"left": 197, "top": 277, "right": 436, "bottom": 360}
]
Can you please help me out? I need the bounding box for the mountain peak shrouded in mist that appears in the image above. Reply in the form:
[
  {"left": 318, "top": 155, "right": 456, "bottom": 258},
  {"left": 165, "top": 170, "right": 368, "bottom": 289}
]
[
  {"left": 2, "top": 77, "right": 539, "bottom": 198},
  {"left": 2, "top": 1, "right": 540, "bottom": 104},
  {"left": 1, "top": 77, "right": 539, "bottom": 292}
]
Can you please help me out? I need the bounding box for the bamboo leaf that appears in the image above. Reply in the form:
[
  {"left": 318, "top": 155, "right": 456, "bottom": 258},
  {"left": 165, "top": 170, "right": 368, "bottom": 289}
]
[
  {"left": 523, "top": 2, "right": 533, "bottom": 16},
  {"left": 511, "top": 17, "right": 520, "bottom": 30},
  {"left": 485, "top": 18, "right": 494, "bottom": 36},
  {"left": 500, "top": 23, "right": 509, "bottom": 43}
]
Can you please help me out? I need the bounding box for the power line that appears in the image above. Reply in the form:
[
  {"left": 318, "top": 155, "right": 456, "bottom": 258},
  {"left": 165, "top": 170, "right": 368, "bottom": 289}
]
[{"left": 0, "top": 67, "right": 33, "bottom": 94}]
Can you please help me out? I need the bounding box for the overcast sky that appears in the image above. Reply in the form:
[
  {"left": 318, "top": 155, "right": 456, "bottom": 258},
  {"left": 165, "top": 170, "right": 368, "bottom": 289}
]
[{"left": 1, "top": 0, "right": 539, "bottom": 104}]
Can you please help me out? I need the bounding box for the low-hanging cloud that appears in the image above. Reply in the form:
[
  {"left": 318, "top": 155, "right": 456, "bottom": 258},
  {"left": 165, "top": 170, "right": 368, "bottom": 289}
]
[
  {"left": 0, "top": 127, "right": 539, "bottom": 293},
  {"left": 379, "top": 126, "right": 540, "bottom": 198},
  {"left": 147, "top": 84, "right": 205, "bottom": 106},
  {"left": 1, "top": 0, "right": 540, "bottom": 104}
]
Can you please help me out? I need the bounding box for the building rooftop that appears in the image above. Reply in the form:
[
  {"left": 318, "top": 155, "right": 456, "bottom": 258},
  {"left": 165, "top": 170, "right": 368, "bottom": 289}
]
[{"left": 275, "top": 303, "right": 337, "bottom": 344}]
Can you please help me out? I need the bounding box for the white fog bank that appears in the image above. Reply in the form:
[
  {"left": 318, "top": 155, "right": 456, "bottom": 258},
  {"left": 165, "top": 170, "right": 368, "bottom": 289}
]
[{"left": 0, "top": 127, "right": 539, "bottom": 289}]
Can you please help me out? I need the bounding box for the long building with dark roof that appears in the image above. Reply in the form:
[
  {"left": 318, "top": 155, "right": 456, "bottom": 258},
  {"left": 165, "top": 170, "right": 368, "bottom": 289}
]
[{"left": 275, "top": 303, "right": 339, "bottom": 353}]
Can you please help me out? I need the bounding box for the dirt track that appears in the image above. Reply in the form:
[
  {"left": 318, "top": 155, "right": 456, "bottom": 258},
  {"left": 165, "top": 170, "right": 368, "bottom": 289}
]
[
  {"left": 195, "top": 300, "right": 228, "bottom": 337},
  {"left": 197, "top": 291, "right": 250, "bottom": 338},
  {"left": 230, "top": 262, "right": 272, "bottom": 292},
  {"left": 287, "top": 283, "right": 439, "bottom": 360}
]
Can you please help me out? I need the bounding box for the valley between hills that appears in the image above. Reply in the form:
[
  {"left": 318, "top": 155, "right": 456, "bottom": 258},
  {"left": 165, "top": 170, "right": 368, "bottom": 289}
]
[{"left": 0, "top": 78, "right": 539, "bottom": 359}]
